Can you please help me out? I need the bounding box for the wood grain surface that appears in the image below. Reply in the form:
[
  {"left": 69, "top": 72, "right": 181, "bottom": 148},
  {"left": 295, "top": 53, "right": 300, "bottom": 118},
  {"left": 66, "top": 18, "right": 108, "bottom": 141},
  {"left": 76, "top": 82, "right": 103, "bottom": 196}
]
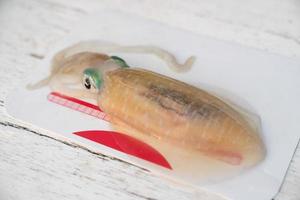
[{"left": 0, "top": 0, "right": 299, "bottom": 199}]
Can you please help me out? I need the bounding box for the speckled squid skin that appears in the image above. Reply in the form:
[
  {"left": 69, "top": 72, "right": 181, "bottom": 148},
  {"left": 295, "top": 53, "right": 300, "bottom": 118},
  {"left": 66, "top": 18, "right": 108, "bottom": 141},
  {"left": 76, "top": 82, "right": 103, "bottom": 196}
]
[{"left": 98, "top": 68, "right": 265, "bottom": 167}]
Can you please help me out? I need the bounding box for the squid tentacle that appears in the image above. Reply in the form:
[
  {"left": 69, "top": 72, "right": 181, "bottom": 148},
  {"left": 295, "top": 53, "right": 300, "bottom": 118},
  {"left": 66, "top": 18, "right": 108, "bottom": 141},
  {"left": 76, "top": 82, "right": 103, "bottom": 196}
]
[
  {"left": 27, "top": 41, "right": 196, "bottom": 91},
  {"left": 61, "top": 40, "right": 196, "bottom": 73}
]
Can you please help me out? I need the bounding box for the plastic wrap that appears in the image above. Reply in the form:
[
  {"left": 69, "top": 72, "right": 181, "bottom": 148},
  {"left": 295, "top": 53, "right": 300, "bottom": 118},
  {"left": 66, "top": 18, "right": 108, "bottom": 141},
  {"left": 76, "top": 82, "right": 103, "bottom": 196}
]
[{"left": 29, "top": 42, "right": 266, "bottom": 184}]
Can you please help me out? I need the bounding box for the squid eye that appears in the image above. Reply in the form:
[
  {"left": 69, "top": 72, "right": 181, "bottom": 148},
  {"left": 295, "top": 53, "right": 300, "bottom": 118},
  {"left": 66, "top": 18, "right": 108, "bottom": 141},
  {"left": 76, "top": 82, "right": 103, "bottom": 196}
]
[
  {"left": 84, "top": 77, "right": 91, "bottom": 89},
  {"left": 83, "top": 68, "right": 102, "bottom": 90}
]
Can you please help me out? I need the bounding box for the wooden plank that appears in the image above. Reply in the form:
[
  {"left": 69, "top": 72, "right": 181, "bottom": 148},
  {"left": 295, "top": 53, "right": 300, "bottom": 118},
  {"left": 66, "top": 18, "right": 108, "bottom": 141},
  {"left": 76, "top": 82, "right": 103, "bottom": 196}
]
[{"left": 0, "top": 0, "right": 299, "bottom": 199}]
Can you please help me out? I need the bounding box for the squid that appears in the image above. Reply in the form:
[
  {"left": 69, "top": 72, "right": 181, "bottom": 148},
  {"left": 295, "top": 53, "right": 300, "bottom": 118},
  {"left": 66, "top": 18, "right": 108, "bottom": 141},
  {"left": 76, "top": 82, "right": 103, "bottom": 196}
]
[{"left": 29, "top": 41, "right": 265, "bottom": 182}]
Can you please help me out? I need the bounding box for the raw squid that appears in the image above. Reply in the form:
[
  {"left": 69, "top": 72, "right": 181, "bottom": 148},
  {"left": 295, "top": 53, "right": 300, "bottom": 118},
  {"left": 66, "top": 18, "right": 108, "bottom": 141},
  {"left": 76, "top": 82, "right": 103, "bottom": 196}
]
[{"left": 29, "top": 41, "right": 266, "bottom": 183}]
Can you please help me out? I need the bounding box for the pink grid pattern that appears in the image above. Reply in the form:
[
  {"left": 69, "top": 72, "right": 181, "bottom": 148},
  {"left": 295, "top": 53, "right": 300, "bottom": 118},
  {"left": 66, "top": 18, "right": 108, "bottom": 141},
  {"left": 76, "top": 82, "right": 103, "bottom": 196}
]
[{"left": 47, "top": 93, "right": 110, "bottom": 121}]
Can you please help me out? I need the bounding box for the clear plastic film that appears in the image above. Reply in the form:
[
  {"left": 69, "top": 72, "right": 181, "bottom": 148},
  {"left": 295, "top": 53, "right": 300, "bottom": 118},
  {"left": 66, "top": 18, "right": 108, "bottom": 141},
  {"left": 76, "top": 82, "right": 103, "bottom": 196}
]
[{"left": 29, "top": 42, "right": 266, "bottom": 184}]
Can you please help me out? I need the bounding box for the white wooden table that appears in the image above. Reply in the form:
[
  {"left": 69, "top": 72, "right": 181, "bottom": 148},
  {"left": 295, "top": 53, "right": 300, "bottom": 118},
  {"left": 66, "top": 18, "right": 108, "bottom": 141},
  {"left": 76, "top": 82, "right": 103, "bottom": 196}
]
[{"left": 0, "top": 0, "right": 299, "bottom": 199}]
